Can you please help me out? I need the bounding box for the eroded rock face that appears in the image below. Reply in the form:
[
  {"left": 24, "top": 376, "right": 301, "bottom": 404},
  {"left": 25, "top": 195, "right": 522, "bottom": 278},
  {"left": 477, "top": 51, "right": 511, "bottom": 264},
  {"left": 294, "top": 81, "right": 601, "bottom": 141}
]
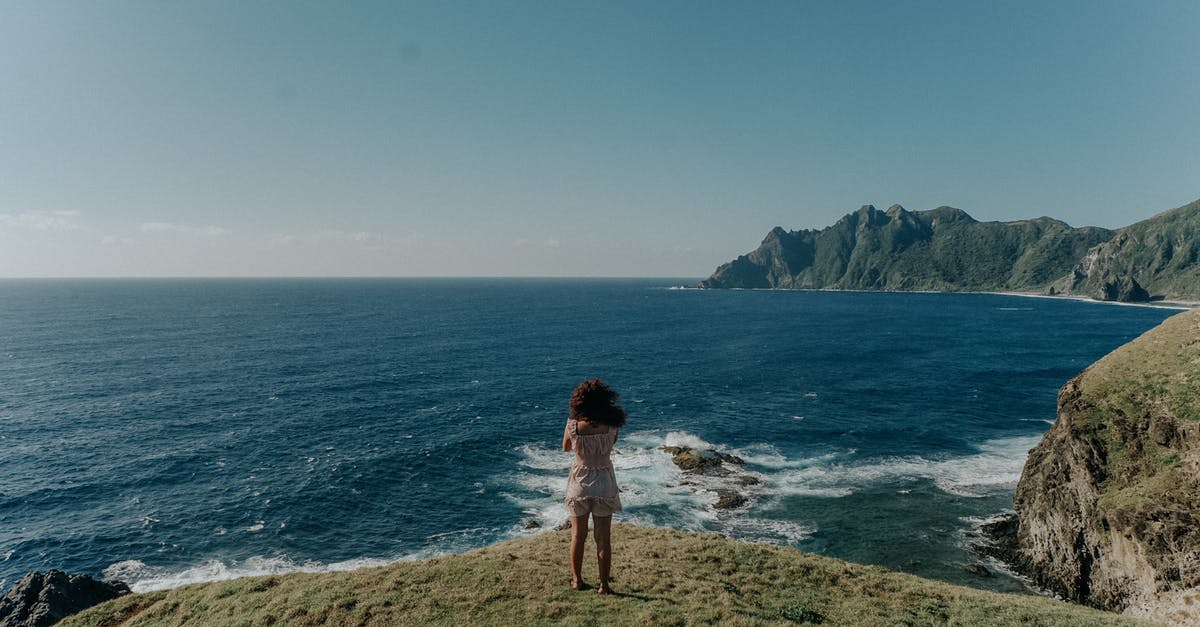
[
  {"left": 0, "top": 570, "right": 129, "bottom": 627},
  {"left": 1011, "top": 309, "right": 1200, "bottom": 623},
  {"left": 1093, "top": 272, "right": 1150, "bottom": 303}
]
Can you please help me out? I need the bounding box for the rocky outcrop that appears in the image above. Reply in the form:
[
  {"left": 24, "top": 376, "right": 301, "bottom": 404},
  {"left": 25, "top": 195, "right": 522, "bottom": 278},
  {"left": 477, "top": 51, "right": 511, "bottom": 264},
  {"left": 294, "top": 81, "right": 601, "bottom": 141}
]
[
  {"left": 0, "top": 570, "right": 129, "bottom": 627},
  {"left": 660, "top": 446, "right": 745, "bottom": 475},
  {"left": 1051, "top": 199, "right": 1200, "bottom": 302},
  {"left": 713, "top": 491, "right": 749, "bottom": 509},
  {"left": 1009, "top": 309, "right": 1200, "bottom": 625},
  {"left": 659, "top": 446, "right": 755, "bottom": 510},
  {"left": 1092, "top": 273, "right": 1150, "bottom": 303}
]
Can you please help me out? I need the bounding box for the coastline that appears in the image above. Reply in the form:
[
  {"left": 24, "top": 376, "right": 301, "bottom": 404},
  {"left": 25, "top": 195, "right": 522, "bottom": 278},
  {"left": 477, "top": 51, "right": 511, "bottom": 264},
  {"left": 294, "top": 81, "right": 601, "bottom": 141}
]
[{"left": 679, "top": 284, "right": 1199, "bottom": 310}]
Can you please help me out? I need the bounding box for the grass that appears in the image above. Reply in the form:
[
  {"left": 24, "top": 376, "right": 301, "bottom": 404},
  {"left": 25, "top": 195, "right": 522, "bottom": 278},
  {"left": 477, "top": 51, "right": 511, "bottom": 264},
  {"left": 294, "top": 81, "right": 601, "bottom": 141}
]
[
  {"left": 1074, "top": 310, "right": 1200, "bottom": 512},
  {"left": 64, "top": 524, "right": 1156, "bottom": 626}
]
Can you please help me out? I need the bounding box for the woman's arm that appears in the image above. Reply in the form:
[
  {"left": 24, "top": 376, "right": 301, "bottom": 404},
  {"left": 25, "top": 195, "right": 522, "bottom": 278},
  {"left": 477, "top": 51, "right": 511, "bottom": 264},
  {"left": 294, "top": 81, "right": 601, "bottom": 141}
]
[{"left": 562, "top": 421, "right": 573, "bottom": 452}]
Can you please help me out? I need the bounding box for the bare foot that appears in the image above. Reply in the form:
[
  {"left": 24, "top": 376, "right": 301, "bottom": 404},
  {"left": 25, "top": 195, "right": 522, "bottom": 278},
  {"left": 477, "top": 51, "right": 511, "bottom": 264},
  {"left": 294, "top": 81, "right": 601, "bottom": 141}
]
[
  {"left": 596, "top": 583, "right": 612, "bottom": 595},
  {"left": 571, "top": 578, "right": 585, "bottom": 590}
]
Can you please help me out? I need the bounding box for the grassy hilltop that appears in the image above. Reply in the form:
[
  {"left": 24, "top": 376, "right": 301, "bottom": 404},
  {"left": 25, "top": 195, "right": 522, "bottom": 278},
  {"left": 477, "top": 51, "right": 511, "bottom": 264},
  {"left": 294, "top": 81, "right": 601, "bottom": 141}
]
[{"left": 66, "top": 525, "right": 1153, "bottom": 626}]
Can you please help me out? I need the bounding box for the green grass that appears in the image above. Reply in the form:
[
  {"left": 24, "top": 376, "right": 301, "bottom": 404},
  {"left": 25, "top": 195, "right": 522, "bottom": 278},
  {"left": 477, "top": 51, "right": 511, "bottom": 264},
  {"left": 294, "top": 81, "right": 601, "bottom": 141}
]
[{"left": 64, "top": 524, "right": 1156, "bottom": 626}]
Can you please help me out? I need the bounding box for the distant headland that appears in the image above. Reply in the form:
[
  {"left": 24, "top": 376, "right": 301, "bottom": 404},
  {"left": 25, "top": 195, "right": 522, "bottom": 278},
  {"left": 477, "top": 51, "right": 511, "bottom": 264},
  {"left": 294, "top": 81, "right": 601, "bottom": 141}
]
[{"left": 700, "top": 198, "right": 1200, "bottom": 303}]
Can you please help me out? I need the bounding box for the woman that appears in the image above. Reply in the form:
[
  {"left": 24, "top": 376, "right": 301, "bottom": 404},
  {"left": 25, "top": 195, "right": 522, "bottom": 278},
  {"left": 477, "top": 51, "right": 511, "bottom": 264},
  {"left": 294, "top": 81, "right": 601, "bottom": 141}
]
[{"left": 562, "top": 378, "right": 626, "bottom": 594}]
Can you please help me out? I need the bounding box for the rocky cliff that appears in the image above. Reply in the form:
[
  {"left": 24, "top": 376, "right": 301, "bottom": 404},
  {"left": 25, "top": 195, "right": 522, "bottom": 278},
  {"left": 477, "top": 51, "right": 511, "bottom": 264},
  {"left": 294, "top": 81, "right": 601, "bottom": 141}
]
[
  {"left": 702, "top": 198, "right": 1200, "bottom": 302},
  {"left": 1012, "top": 308, "right": 1200, "bottom": 624},
  {"left": 1051, "top": 199, "right": 1200, "bottom": 302}
]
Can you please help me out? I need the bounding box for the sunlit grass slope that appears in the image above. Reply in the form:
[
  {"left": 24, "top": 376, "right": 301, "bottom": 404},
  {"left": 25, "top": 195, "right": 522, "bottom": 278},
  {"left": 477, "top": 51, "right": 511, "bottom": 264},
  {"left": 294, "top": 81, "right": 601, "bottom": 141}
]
[{"left": 65, "top": 524, "right": 1156, "bottom": 626}]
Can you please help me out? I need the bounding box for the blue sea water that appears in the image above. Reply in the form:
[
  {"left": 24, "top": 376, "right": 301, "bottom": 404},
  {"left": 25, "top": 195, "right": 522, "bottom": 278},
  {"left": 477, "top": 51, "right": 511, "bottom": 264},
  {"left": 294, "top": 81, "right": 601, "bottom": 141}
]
[{"left": 0, "top": 279, "right": 1181, "bottom": 595}]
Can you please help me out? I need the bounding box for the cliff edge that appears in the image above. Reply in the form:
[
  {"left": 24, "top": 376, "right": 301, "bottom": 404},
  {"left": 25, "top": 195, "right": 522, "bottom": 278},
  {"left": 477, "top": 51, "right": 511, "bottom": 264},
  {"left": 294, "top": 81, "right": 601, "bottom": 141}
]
[
  {"left": 64, "top": 524, "right": 1146, "bottom": 626},
  {"left": 1012, "top": 308, "right": 1200, "bottom": 624}
]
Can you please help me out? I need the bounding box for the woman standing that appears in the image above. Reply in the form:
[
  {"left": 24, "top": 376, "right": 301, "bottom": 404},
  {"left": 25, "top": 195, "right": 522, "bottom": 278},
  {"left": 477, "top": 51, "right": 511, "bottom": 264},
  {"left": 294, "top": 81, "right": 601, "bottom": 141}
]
[{"left": 562, "top": 378, "right": 626, "bottom": 594}]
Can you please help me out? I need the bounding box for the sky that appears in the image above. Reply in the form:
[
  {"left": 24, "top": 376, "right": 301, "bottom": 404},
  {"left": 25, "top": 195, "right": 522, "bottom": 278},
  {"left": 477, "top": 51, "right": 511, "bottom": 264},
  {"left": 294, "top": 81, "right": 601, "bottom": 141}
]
[{"left": 1, "top": 1, "right": 1198, "bottom": 278}]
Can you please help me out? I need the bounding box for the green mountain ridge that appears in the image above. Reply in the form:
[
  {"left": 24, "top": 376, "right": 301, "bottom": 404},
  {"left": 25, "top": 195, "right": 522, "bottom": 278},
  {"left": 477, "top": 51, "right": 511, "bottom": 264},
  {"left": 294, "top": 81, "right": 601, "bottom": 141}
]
[{"left": 701, "top": 199, "right": 1200, "bottom": 302}]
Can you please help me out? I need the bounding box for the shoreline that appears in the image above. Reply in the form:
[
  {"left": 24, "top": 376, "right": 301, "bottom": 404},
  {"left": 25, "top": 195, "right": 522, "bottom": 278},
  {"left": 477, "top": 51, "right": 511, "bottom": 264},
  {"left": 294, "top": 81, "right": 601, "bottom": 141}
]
[{"left": 678, "top": 285, "right": 1199, "bottom": 310}]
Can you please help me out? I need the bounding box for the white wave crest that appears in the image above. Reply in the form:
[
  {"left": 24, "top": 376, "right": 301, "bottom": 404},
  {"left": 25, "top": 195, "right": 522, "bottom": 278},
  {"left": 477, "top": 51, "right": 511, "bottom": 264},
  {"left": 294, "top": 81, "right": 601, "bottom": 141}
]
[
  {"left": 763, "top": 434, "right": 1042, "bottom": 498},
  {"left": 105, "top": 555, "right": 392, "bottom": 593}
]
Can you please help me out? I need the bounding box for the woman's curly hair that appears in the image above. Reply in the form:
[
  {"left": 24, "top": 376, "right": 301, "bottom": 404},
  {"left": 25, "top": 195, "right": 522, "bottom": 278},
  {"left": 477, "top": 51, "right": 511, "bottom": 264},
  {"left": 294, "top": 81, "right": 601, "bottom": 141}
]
[{"left": 569, "top": 378, "right": 627, "bottom": 427}]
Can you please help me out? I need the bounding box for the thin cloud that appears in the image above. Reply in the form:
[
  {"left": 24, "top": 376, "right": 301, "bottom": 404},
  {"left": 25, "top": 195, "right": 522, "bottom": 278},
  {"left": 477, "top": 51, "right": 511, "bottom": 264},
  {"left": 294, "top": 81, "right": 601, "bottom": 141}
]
[
  {"left": 0, "top": 211, "right": 82, "bottom": 231},
  {"left": 139, "top": 222, "right": 231, "bottom": 236},
  {"left": 101, "top": 235, "right": 134, "bottom": 246},
  {"left": 271, "top": 230, "right": 382, "bottom": 245},
  {"left": 515, "top": 237, "right": 563, "bottom": 249}
]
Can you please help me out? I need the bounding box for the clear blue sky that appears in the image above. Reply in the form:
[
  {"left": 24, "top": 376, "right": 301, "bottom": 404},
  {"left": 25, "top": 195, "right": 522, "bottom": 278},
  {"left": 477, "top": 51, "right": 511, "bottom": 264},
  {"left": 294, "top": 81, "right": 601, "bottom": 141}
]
[{"left": 2, "top": 1, "right": 1198, "bottom": 277}]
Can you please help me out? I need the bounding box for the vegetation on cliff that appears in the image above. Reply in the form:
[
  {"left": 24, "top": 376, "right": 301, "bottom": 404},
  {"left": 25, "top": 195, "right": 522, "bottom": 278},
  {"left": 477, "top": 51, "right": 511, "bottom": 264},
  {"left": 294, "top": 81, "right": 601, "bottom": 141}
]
[
  {"left": 1051, "top": 199, "right": 1200, "bottom": 302},
  {"left": 64, "top": 525, "right": 1147, "bottom": 626},
  {"left": 1012, "top": 309, "right": 1200, "bottom": 624},
  {"left": 701, "top": 199, "right": 1200, "bottom": 302}
]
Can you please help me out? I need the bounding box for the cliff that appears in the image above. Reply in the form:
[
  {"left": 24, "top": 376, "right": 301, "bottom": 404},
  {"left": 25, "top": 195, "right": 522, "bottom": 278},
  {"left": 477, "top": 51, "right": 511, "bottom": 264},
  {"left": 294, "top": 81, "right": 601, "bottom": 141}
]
[
  {"left": 63, "top": 525, "right": 1144, "bottom": 626},
  {"left": 1011, "top": 309, "right": 1200, "bottom": 625},
  {"left": 1051, "top": 199, "right": 1200, "bottom": 302},
  {"left": 701, "top": 199, "right": 1200, "bottom": 302}
]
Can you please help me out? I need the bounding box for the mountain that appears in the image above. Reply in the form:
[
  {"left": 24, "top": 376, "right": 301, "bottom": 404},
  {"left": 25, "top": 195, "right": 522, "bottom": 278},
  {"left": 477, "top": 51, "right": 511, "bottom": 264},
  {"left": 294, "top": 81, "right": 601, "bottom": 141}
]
[
  {"left": 1051, "top": 199, "right": 1200, "bottom": 302},
  {"left": 701, "top": 199, "right": 1200, "bottom": 302},
  {"left": 1009, "top": 308, "right": 1200, "bottom": 626},
  {"left": 700, "top": 204, "right": 1112, "bottom": 293}
]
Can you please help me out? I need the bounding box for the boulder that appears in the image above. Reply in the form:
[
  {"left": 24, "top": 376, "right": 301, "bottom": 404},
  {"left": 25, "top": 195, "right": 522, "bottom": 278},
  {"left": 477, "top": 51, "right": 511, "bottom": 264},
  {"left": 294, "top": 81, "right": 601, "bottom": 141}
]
[
  {"left": 714, "top": 491, "right": 748, "bottom": 509},
  {"left": 0, "top": 570, "right": 129, "bottom": 627},
  {"left": 658, "top": 446, "right": 744, "bottom": 475}
]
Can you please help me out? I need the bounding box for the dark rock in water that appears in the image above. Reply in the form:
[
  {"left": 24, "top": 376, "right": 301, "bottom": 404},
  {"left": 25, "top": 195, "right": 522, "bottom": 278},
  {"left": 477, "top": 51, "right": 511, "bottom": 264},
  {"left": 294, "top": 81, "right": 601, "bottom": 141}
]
[
  {"left": 735, "top": 476, "right": 761, "bottom": 486},
  {"left": 658, "top": 446, "right": 744, "bottom": 475},
  {"left": 967, "top": 514, "right": 1027, "bottom": 576},
  {"left": 964, "top": 564, "right": 992, "bottom": 578},
  {"left": 713, "top": 491, "right": 748, "bottom": 509},
  {"left": 0, "top": 570, "right": 129, "bottom": 627},
  {"left": 524, "top": 519, "right": 541, "bottom": 530}
]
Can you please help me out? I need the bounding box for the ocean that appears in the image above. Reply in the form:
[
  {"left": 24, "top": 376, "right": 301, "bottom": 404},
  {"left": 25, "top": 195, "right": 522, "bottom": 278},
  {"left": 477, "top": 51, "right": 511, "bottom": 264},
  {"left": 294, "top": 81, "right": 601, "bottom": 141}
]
[{"left": 0, "top": 279, "right": 1180, "bottom": 596}]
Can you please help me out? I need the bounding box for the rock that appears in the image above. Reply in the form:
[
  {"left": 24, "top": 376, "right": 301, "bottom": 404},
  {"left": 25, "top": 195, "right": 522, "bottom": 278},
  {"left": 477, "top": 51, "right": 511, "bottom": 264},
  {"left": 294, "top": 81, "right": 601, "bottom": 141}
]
[
  {"left": 1053, "top": 198, "right": 1200, "bottom": 302},
  {"left": 553, "top": 520, "right": 571, "bottom": 531},
  {"left": 524, "top": 519, "right": 541, "bottom": 530},
  {"left": 735, "top": 476, "right": 761, "bottom": 486},
  {"left": 964, "top": 564, "right": 991, "bottom": 578},
  {"left": 672, "top": 451, "right": 722, "bottom": 473},
  {"left": 0, "top": 570, "right": 129, "bottom": 627},
  {"left": 714, "top": 491, "right": 748, "bottom": 509},
  {"left": 658, "top": 446, "right": 743, "bottom": 475},
  {"left": 969, "top": 514, "right": 1022, "bottom": 568},
  {"left": 1009, "top": 309, "right": 1200, "bottom": 620},
  {"left": 1093, "top": 272, "right": 1150, "bottom": 302}
]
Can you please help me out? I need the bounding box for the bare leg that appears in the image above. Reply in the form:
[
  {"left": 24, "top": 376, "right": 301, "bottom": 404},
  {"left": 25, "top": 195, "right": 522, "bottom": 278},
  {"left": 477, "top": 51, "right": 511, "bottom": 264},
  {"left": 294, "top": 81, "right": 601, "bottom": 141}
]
[
  {"left": 593, "top": 515, "right": 612, "bottom": 594},
  {"left": 569, "top": 515, "right": 589, "bottom": 589}
]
